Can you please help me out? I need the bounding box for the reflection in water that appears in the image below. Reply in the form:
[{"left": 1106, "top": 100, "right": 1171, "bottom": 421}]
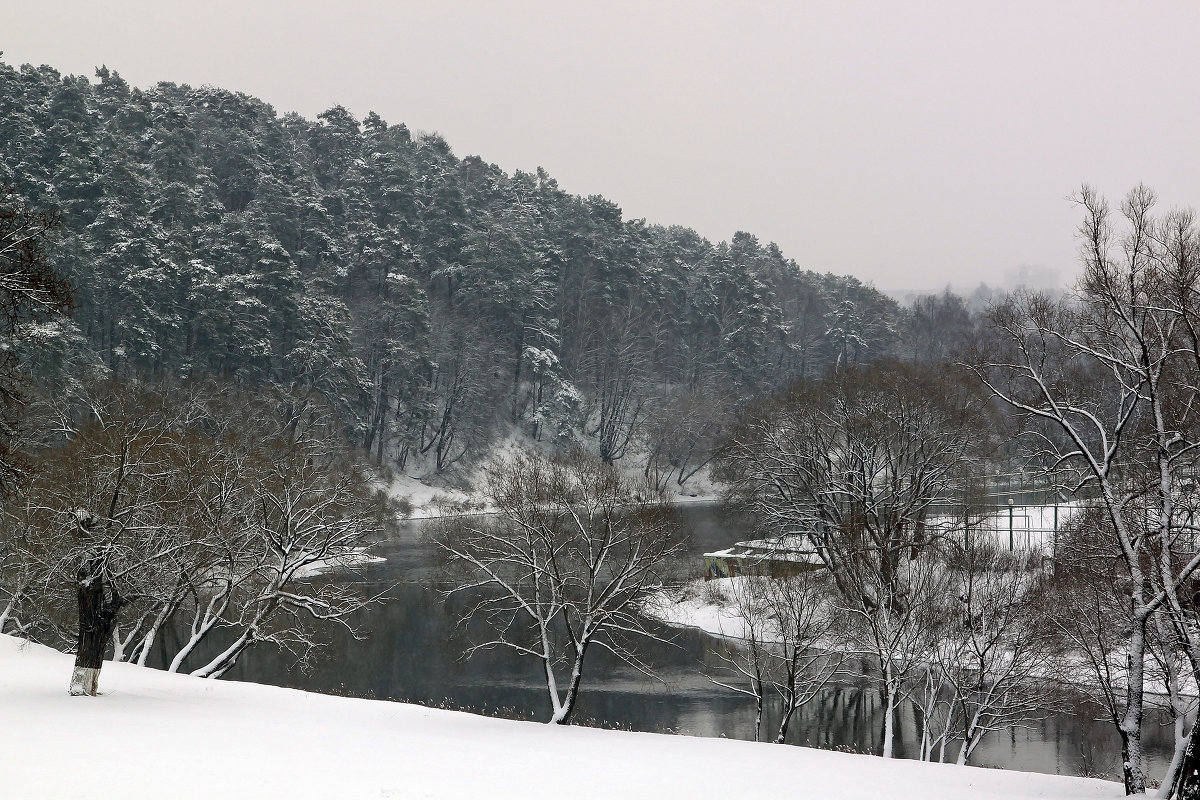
[{"left": 178, "top": 504, "right": 1171, "bottom": 782}]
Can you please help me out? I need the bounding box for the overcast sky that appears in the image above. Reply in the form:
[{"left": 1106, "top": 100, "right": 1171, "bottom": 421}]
[{"left": 3, "top": 1, "right": 1198, "bottom": 291}]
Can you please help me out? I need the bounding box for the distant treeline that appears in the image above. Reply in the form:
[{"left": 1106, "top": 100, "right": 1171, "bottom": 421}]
[{"left": 0, "top": 60, "right": 982, "bottom": 475}]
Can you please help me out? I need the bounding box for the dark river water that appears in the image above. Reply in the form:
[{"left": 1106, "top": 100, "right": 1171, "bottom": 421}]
[{"left": 199, "top": 503, "right": 1173, "bottom": 782}]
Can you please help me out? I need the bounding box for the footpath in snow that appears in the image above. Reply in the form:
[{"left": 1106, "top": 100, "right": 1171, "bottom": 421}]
[{"left": 0, "top": 635, "right": 1119, "bottom": 800}]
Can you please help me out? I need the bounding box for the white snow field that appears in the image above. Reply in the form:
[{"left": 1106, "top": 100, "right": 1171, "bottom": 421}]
[{"left": 0, "top": 634, "right": 1120, "bottom": 800}]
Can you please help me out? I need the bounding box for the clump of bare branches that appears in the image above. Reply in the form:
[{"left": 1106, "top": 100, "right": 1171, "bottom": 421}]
[
  {"left": 716, "top": 361, "right": 989, "bottom": 757},
  {"left": 973, "top": 185, "right": 1200, "bottom": 795},
  {"left": 706, "top": 570, "right": 844, "bottom": 743},
  {"left": 2, "top": 377, "right": 390, "bottom": 695}
]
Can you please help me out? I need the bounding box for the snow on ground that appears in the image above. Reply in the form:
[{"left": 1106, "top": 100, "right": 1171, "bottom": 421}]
[
  {"left": 384, "top": 429, "right": 722, "bottom": 519},
  {"left": 650, "top": 502, "right": 1086, "bottom": 641},
  {"left": 293, "top": 547, "right": 388, "bottom": 578},
  {"left": 386, "top": 470, "right": 490, "bottom": 519},
  {"left": 0, "top": 634, "right": 1118, "bottom": 800},
  {"left": 657, "top": 463, "right": 722, "bottom": 503},
  {"left": 644, "top": 577, "right": 754, "bottom": 640},
  {"left": 647, "top": 573, "right": 1196, "bottom": 705}
]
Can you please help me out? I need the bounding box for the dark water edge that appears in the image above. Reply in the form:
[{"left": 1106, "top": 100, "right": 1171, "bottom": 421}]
[{"left": 166, "top": 504, "right": 1173, "bottom": 784}]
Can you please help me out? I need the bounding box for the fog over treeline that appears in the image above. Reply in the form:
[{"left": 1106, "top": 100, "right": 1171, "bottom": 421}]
[{"left": 1, "top": 60, "right": 990, "bottom": 476}]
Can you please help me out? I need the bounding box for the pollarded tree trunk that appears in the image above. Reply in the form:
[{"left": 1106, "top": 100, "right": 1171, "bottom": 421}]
[{"left": 70, "top": 562, "right": 124, "bottom": 697}]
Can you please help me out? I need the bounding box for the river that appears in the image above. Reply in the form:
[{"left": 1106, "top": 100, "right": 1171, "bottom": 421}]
[{"left": 199, "top": 502, "right": 1175, "bottom": 781}]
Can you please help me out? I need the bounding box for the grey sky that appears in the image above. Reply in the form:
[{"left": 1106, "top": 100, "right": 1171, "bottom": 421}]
[{"left": 3, "top": 1, "right": 1198, "bottom": 291}]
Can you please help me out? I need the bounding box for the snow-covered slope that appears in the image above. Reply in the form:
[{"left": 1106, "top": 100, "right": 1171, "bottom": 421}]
[{"left": 0, "top": 634, "right": 1119, "bottom": 799}]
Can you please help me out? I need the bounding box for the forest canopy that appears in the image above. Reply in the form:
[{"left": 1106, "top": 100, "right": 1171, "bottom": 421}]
[{"left": 0, "top": 59, "right": 933, "bottom": 474}]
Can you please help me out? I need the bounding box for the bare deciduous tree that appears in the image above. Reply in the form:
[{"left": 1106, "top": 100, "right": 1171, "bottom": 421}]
[
  {"left": 436, "top": 448, "right": 684, "bottom": 724},
  {"left": 177, "top": 391, "right": 389, "bottom": 678},
  {"left": 933, "top": 544, "right": 1062, "bottom": 764},
  {"left": 3, "top": 379, "right": 388, "bottom": 694},
  {"left": 973, "top": 186, "right": 1200, "bottom": 795},
  {"left": 580, "top": 309, "right": 655, "bottom": 463},
  {"left": 641, "top": 382, "right": 729, "bottom": 492},
  {"left": 12, "top": 381, "right": 197, "bottom": 695}
]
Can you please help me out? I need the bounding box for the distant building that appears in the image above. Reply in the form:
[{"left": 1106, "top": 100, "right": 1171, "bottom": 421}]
[
  {"left": 703, "top": 534, "right": 823, "bottom": 579},
  {"left": 703, "top": 501, "right": 1080, "bottom": 580}
]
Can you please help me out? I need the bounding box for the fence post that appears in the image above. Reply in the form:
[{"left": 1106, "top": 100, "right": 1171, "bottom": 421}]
[
  {"left": 1008, "top": 498, "right": 1014, "bottom": 551},
  {"left": 1053, "top": 502, "right": 1058, "bottom": 558}
]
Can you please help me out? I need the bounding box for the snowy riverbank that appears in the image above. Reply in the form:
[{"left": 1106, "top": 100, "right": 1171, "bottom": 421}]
[
  {"left": 385, "top": 433, "right": 724, "bottom": 520},
  {"left": 0, "top": 634, "right": 1119, "bottom": 799},
  {"left": 643, "top": 577, "right": 755, "bottom": 639},
  {"left": 390, "top": 470, "right": 722, "bottom": 519}
]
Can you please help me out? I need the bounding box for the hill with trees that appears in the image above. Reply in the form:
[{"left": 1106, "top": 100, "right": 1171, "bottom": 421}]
[{"left": 0, "top": 59, "right": 951, "bottom": 479}]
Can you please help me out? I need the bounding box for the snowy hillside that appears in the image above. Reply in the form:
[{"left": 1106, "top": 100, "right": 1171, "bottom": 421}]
[{"left": 0, "top": 635, "right": 1119, "bottom": 799}]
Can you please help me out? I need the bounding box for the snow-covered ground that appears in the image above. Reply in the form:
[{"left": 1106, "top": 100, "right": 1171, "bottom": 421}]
[
  {"left": 650, "top": 502, "right": 1085, "bottom": 639},
  {"left": 386, "top": 470, "right": 490, "bottom": 518},
  {"left": 647, "top": 575, "right": 1196, "bottom": 714},
  {"left": 384, "top": 430, "right": 723, "bottom": 519},
  {"left": 293, "top": 547, "right": 387, "bottom": 578},
  {"left": 0, "top": 634, "right": 1118, "bottom": 800},
  {"left": 644, "top": 577, "right": 755, "bottom": 640}
]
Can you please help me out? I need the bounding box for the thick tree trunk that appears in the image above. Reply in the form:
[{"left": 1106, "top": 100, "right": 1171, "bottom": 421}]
[
  {"left": 1170, "top": 716, "right": 1200, "bottom": 800},
  {"left": 70, "top": 569, "right": 123, "bottom": 697},
  {"left": 775, "top": 681, "right": 798, "bottom": 744},
  {"left": 1122, "top": 727, "right": 1147, "bottom": 796},
  {"left": 880, "top": 666, "right": 898, "bottom": 758},
  {"left": 551, "top": 643, "right": 589, "bottom": 725},
  {"left": 775, "top": 706, "right": 797, "bottom": 745},
  {"left": 1122, "top": 618, "right": 1149, "bottom": 794}
]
